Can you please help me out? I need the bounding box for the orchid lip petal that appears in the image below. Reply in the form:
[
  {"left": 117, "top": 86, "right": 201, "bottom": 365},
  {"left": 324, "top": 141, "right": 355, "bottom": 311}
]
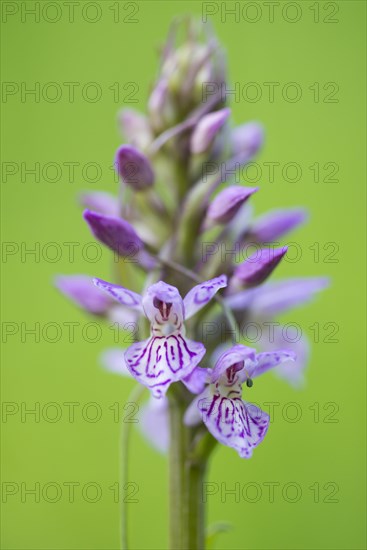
[
  {"left": 125, "top": 334, "right": 206, "bottom": 398},
  {"left": 196, "top": 389, "right": 269, "bottom": 458},
  {"left": 183, "top": 275, "right": 227, "bottom": 320}
]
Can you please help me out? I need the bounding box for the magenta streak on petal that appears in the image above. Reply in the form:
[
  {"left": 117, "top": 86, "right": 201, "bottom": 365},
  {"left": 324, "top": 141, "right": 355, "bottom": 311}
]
[{"left": 177, "top": 334, "right": 197, "bottom": 359}]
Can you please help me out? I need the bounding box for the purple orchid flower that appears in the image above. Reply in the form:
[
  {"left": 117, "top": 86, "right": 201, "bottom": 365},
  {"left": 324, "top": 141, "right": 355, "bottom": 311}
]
[
  {"left": 93, "top": 276, "right": 227, "bottom": 397},
  {"left": 185, "top": 344, "right": 296, "bottom": 458}
]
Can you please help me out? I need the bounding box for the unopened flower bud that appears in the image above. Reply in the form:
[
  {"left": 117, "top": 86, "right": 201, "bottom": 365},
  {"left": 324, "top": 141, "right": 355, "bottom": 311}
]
[
  {"left": 190, "top": 108, "right": 230, "bottom": 154},
  {"left": 79, "top": 191, "right": 119, "bottom": 217},
  {"left": 148, "top": 78, "right": 176, "bottom": 132},
  {"left": 231, "top": 122, "right": 264, "bottom": 158},
  {"left": 115, "top": 145, "right": 154, "bottom": 191},
  {"left": 232, "top": 247, "right": 288, "bottom": 287},
  {"left": 118, "top": 108, "right": 152, "bottom": 150},
  {"left": 83, "top": 209, "right": 143, "bottom": 258},
  {"left": 205, "top": 186, "right": 258, "bottom": 227},
  {"left": 249, "top": 208, "right": 308, "bottom": 242},
  {"left": 55, "top": 275, "right": 111, "bottom": 314}
]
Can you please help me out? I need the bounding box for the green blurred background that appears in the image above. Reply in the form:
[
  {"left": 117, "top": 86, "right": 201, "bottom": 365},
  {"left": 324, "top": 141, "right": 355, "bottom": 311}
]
[{"left": 1, "top": 1, "right": 366, "bottom": 549}]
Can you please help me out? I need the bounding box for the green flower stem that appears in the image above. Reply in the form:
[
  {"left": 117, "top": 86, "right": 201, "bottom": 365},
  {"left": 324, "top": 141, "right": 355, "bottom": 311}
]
[
  {"left": 186, "top": 460, "right": 206, "bottom": 550},
  {"left": 168, "top": 386, "right": 190, "bottom": 550},
  {"left": 120, "top": 384, "right": 146, "bottom": 550}
]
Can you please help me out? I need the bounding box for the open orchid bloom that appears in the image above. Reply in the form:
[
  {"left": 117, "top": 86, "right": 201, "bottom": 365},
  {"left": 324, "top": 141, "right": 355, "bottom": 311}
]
[
  {"left": 185, "top": 345, "right": 296, "bottom": 458},
  {"left": 94, "top": 276, "right": 227, "bottom": 397}
]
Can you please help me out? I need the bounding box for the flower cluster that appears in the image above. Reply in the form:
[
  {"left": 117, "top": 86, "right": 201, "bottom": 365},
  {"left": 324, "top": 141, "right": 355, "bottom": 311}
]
[{"left": 56, "top": 19, "right": 328, "bottom": 458}]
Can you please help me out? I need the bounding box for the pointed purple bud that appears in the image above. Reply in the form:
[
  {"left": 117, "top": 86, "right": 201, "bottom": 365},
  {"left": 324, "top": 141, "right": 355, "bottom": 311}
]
[
  {"left": 191, "top": 108, "right": 230, "bottom": 154},
  {"left": 205, "top": 186, "right": 258, "bottom": 226},
  {"left": 118, "top": 108, "right": 152, "bottom": 149},
  {"left": 55, "top": 275, "right": 111, "bottom": 314},
  {"left": 231, "top": 122, "right": 264, "bottom": 157},
  {"left": 115, "top": 145, "right": 154, "bottom": 191},
  {"left": 249, "top": 208, "right": 308, "bottom": 242},
  {"left": 83, "top": 209, "right": 143, "bottom": 259},
  {"left": 232, "top": 247, "right": 288, "bottom": 287},
  {"left": 79, "top": 191, "right": 119, "bottom": 217}
]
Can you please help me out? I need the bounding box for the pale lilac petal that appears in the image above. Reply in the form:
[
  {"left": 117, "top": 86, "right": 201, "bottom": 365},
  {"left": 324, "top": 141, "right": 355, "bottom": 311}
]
[
  {"left": 183, "top": 367, "right": 210, "bottom": 394},
  {"left": 226, "top": 277, "right": 330, "bottom": 316},
  {"left": 198, "top": 394, "right": 269, "bottom": 458},
  {"left": 211, "top": 345, "right": 256, "bottom": 383},
  {"left": 184, "top": 388, "right": 211, "bottom": 427},
  {"left": 232, "top": 247, "right": 288, "bottom": 287},
  {"left": 142, "top": 281, "right": 184, "bottom": 328},
  {"left": 100, "top": 348, "right": 131, "bottom": 376},
  {"left": 148, "top": 78, "right": 169, "bottom": 131},
  {"left": 243, "top": 350, "right": 296, "bottom": 380},
  {"left": 183, "top": 275, "right": 227, "bottom": 320},
  {"left": 79, "top": 191, "right": 120, "bottom": 217},
  {"left": 228, "top": 202, "right": 254, "bottom": 241},
  {"left": 250, "top": 208, "right": 308, "bottom": 242},
  {"left": 115, "top": 145, "right": 154, "bottom": 191},
  {"left": 231, "top": 122, "right": 264, "bottom": 157},
  {"left": 118, "top": 108, "right": 152, "bottom": 149},
  {"left": 55, "top": 275, "right": 111, "bottom": 314},
  {"left": 191, "top": 108, "right": 230, "bottom": 154},
  {"left": 139, "top": 397, "right": 169, "bottom": 453},
  {"left": 93, "top": 278, "right": 143, "bottom": 312},
  {"left": 83, "top": 209, "right": 143, "bottom": 259},
  {"left": 107, "top": 305, "right": 139, "bottom": 327},
  {"left": 125, "top": 335, "right": 206, "bottom": 398},
  {"left": 205, "top": 186, "right": 258, "bottom": 226},
  {"left": 259, "top": 326, "right": 310, "bottom": 387}
]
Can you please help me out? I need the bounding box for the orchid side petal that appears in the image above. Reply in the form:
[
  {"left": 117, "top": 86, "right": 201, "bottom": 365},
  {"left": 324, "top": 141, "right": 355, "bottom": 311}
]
[
  {"left": 93, "top": 278, "right": 143, "bottom": 312},
  {"left": 243, "top": 350, "right": 296, "bottom": 380},
  {"left": 183, "top": 275, "right": 227, "bottom": 320},
  {"left": 100, "top": 348, "right": 131, "bottom": 377},
  {"left": 139, "top": 397, "right": 169, "bottom": 454},
  {"left": 183, "top": 367, "right": 210, "bottom": 394}
]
